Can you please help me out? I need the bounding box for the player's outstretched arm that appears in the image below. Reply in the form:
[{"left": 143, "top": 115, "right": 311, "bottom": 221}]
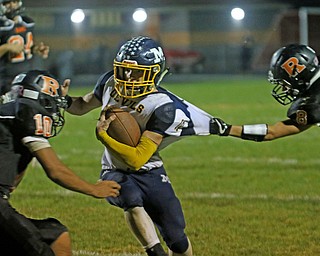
[
  {"left": 211, "top": 117, "right": 312, "bottom": 141},
  {"left": 34, "top": 147, "right": 121, "bottom": 198},
  {"left": 65, "top": 91, "right": 101, "bottom": 115},
  {"left": 60, "top": 78, "right": 102, "bottom": 115},
  {"left": 229, "top": 119, "right": 311, "bottom": 141}
]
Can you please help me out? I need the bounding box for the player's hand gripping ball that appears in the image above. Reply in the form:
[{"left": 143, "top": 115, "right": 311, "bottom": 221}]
[{"left": 103, "top": 107, "right": 141, "bottom": 147}]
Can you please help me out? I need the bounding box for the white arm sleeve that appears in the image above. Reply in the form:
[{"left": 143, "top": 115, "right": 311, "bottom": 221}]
[{"left": 21, "top": 136, "right": 51, "bottom": 152}]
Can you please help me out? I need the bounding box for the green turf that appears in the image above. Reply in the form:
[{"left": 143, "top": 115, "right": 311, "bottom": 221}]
[{"left": 10, "top": 77, "right": 320, "bottom": 255}]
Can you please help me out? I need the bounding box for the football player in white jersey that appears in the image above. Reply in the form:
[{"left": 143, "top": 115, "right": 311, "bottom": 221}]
[{"left": 63, "top": 36, "right": 227, "bottom": 256}]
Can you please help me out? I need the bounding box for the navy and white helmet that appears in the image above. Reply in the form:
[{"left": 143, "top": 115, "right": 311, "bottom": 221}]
[
  {"left": 0, "top": 0, "right": 23, "bottom": 19},
  {"left": 268, "top": 44, "right": 320, "bottom": 105},
  {"left": 113, "top": 36, "right": 168, "bottom": 98},
  {"left": 6, "top": 70, "right": 68, "bottom": 136}
]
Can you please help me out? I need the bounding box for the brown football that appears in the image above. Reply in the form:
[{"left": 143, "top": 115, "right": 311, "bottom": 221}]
[{"left": 105, "top": 107, "right": 141, "bottom": 147}]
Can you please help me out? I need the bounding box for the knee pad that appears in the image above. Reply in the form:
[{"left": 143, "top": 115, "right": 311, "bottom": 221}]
[{"left": 169, "top": 236, "right": 189, "bottom": 254}]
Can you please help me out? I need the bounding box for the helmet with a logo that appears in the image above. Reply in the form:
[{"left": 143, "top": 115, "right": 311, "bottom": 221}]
[
  {"left": 6, "top": 70, "right": 68, "bottom": 137},
  {"left": 113, "top": 36, "right": 169, "bottom": 98},
  {"left": 268, "top": 44, "right": 320, "bottom": 105}
]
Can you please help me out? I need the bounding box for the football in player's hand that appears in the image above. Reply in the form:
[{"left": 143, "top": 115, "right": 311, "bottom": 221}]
[{"left": 105, "top": 107, "right": 141, "bottom": 147}]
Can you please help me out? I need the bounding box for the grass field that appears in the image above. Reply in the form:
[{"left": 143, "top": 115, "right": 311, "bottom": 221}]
[{"left": 10, "top": 76, "right": 320, "bottom": 255}]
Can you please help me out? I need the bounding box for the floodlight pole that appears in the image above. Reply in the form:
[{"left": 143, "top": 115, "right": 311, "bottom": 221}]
[
  {"left": 299, "top": 7, "right": 320, "bottom": 46},
  {"left": 299, "top": 7, "right": 308, "bottom": 45}
]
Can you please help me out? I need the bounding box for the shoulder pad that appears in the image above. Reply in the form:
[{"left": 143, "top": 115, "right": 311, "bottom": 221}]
[
  {"left": 0, "top": 101, "right": 15, "bottom": 117},
  {"left": 21, "top": 15, "right": 34, "bottom": 24},
  {"left": 15, "top": 98, "right": 51, "bottom": 138},
  {"left": 93, "top": 71, "right": 113, "bottom": 101},
  {"left": 146, "top": 102, "right": 175, "bottom": 133},
  {"left": 97, "top": 71, "right": 113, "bottom": 86},
  {"left": 288, "top": 96, "right": 320, "bottom": 125},
  {"left": 155, "top": 102, "right": 176, "bottom": 124}
]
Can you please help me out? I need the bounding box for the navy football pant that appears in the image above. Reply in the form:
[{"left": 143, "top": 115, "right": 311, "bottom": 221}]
[{"left": 101, "top": 166, "right": 188, "bottom": 249}]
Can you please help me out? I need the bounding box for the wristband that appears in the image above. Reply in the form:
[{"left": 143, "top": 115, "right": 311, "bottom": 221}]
[{"left": 241, "top": 124, "right": 267, "bottom": 142}]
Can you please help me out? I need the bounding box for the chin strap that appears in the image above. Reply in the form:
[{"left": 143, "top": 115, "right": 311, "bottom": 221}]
[{"left": 156, "top": 68, "right": 170, "bottom": 86}]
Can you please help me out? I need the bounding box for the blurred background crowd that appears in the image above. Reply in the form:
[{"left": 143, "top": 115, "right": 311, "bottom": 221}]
[{"left": 24, "top": 0, "right": 320, "bottom": 84}]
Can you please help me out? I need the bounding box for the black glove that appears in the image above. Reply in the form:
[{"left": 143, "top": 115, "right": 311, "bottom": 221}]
[{"left": 210, "top": 118, "right": 231, "bottom": 136}]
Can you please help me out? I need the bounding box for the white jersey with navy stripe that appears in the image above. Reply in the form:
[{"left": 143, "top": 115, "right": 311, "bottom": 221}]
[{"left": 94, "top": 71, "right": 213, "bottom": 171}]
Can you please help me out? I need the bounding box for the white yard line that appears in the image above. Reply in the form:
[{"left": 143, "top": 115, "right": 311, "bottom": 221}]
[
  {"left": 18, "top": 190, "right": 320, "bottom": 202},
  {"left": 183, "top": 192, "right": 320, "bottom": 202},
  {"left": 21, "top": 155, "right": 320, "bottom": 202},
  {"left": 208, "top": 156, "right": 301, "bottom": 165}
]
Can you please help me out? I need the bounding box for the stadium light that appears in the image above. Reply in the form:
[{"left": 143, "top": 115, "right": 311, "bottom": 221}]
[
  {"left": 71, "top": 9, "right": 85, "bottom": 23},
  {"left": 231, "top": 7, "right": 245, "bottom": 21},
  {"left": 133, "top": 8, "right": 147, "bottom": 23}
]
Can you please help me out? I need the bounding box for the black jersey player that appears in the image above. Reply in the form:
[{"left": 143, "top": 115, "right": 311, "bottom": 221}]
[
  {"left": 0, "top": 0, "right": 49, "bottom": 95},
  {"left": 63, "top": 36, "right": 228, "bottom": 256},
  {"left": 0, "top": 70, "right": 120, "bottom": 256},
  {"left": 210, "top": 44, "right": 320, "bottom": 142}
]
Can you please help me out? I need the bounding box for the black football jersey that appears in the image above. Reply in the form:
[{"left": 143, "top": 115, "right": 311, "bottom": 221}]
[
  {"left": 0, "top": 98, "right": 52, "bottom": 190},
  {"left": 0, "top": 15, "right": 35, "bottom": 80},
  {"left": 287, "top": 80, "right": 320, "bottom": 125}
]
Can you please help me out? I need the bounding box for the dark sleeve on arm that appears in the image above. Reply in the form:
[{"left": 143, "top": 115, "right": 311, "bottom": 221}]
[{"left": 146, "top": 102, "right": 176, "bottom": 135}]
